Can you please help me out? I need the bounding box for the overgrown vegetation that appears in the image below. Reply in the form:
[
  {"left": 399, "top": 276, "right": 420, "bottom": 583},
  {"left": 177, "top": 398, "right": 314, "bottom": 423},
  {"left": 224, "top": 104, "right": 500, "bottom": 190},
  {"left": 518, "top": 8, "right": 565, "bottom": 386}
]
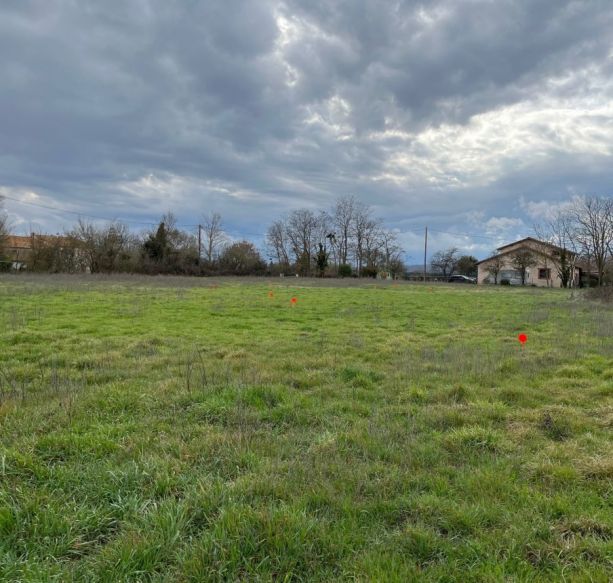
[
  {"left": 536, "top": 195, "right": 613, "bottom": 287},
  {"left": 5, "top": 195, "right": 407, "bottom": 278},
  {"left": 0, "top": 276, "right": 611, "bottom": 581},
  {"left": 266, "top": 195, "right": 404, "bottom": 277}
]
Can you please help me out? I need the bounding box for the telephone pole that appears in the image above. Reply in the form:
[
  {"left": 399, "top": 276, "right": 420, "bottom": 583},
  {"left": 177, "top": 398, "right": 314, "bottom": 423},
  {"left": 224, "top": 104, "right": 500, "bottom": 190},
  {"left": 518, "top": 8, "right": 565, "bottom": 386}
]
[{"left": 423, "top": 226, "right": 428, "bottom": 282}]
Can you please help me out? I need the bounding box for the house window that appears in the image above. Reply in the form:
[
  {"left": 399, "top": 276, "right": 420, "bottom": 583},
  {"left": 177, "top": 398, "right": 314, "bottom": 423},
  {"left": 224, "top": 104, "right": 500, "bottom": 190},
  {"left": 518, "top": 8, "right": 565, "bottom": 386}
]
[{"left": 538, "top": 268, "right": 550, "bottom": 280}]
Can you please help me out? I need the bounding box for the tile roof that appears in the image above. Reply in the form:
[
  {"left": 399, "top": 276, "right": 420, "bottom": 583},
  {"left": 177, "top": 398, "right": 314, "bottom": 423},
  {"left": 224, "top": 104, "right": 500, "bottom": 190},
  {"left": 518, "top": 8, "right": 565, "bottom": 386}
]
[
  {"left": 5, "top": 235, "right": 32, "bottom": 250},
  {"left": 5, "top": 234, "right": 73, "bottom": 250}
]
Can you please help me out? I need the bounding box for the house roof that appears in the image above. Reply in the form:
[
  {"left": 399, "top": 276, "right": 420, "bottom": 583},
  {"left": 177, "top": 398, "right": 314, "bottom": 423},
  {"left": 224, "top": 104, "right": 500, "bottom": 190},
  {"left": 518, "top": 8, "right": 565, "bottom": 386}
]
[
  {"left": 476, "top": 249, "right": 523, "bottom": 266},
  {"left": 477, "top": 237, "right": 577, "bottom": 266},
  {"left": 5, "top": 236, "right": 32, "bottom": 250},
  {"left": 5, "top": 234, "right": 73, "bottom": 250},
  {"left": 476, "top": 241, "right": 576, "bottom": 266},
  {"left": 495, "top": 236, "right": 575, "bottom": 256}
]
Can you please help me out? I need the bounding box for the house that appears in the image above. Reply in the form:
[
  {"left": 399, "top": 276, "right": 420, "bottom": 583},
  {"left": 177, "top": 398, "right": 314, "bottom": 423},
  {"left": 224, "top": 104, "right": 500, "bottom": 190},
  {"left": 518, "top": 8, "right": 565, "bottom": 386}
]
[
  {"left": 2, "top": 234, "right": 76, "bottom": 271},
  {"left": 3, "top": 235, "right": 33, "bottom": 270},
  {"left": 477, "top": 237, "right": 581, "bottom": 287}
]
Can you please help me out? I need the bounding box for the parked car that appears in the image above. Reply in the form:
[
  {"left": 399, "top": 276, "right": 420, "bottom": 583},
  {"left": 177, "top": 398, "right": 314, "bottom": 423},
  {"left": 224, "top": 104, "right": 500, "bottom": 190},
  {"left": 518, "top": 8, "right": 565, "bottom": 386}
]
[
  {"left": 499, "top": 270, "right": 523, "bottom": 286},
  {"left": 448, "top": 274, "right": 476, "bottom": 284}
]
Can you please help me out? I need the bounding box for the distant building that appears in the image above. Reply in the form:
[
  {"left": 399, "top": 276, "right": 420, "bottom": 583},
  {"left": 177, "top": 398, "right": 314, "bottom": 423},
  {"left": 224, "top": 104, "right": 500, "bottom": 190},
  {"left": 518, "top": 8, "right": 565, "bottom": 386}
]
[
  {"left": 477, "top": 237, "right": 581, "bottom": 287},
  {"left": 3, "top": 234, "right": 75, "bottom": 271},
  {"left": 4, "top": 235, "right": 33, "bottom": 270}
]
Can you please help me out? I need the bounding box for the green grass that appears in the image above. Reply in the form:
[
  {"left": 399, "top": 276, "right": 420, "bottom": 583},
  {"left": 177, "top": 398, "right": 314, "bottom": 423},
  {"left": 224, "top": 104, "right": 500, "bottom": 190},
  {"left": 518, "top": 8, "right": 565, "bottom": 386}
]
[{"left": 0, "top": 275, "right": 611, "bottom": 582}]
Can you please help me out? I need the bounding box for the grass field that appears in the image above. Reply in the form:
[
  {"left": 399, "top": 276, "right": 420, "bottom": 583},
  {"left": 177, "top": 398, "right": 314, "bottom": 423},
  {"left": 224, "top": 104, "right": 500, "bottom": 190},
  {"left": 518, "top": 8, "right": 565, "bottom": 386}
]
[{"left": 0, "top": 275, "right": 611, "bottom": 582}]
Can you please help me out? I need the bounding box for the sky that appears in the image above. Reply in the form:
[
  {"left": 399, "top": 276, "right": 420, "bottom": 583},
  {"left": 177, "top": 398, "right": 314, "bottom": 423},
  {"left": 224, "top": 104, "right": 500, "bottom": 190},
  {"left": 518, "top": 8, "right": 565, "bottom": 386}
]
[{"left": 1, "top": 0, "right": 613, "bottom": 262}]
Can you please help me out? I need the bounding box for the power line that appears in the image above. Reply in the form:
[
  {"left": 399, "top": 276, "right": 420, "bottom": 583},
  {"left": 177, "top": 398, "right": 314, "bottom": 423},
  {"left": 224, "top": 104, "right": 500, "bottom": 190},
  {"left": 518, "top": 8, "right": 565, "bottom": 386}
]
[
  {"left": 2, "top": 194, "right": 199, "bottom": 228},
  {"left": 3, "top": 193, "right": 525, "bottom": 244},
  {"left": 3, "top": 194, "right": 157, "bottom": 225}
]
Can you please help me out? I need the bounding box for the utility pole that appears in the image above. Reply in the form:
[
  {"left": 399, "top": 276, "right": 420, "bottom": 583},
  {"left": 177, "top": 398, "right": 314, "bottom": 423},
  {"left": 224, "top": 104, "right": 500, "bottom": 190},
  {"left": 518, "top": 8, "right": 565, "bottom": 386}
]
[
  {"left": 423, "top": 226, "right": 428, "bottom": 282},
  {"left": 197, "top": 224, "right": 202, "bottom": 266}
]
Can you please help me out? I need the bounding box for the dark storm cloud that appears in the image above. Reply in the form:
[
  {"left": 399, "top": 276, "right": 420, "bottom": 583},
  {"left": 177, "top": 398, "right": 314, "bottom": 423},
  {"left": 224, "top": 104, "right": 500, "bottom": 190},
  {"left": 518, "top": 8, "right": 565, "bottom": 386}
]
[
  {"left": 1, "top": 0, "right": 612, "bottom": 258},
  {"left": 283, "top": 0, "right": 613, "bottom": 124}
]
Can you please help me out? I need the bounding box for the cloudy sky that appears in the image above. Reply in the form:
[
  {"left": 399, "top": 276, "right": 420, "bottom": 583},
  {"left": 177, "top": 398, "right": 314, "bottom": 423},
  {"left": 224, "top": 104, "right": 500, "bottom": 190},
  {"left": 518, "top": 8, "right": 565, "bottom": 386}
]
[{"left": 2, "top": 0, "right": 613, "bottom": 261}]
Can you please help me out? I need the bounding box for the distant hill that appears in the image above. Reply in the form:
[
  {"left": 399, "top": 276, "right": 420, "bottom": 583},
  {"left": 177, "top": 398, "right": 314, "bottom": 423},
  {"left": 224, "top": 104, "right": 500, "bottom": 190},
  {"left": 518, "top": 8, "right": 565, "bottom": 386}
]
[{"left": 406, "top": 264, "right": 442, "bottom": 274}]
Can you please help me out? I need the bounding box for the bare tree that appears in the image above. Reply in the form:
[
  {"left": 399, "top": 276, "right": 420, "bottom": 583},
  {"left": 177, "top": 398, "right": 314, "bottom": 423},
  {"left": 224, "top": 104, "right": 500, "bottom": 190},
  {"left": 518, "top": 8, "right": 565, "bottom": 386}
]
[
  {"left": 265, "top": 210, "right": 333, "bottom": 275},
  {"left": 484, "top": 253, "right": 503, "bottom": 284},
  {"left": 161, "top": 212, "right": 194, "bottom": 254},
  {"left": 381, "top": 229, "right": 404, "bottom": 276},
  {"left": 332, "top": 195, "right": 355, "bottom": 268},
  {"left": 314, "top": 211, "right": 333, "bottom": 247},
  {"left": 97, "top": 222, "right": 133, "bottom": 273},
  {"left": 361, "top": 218, "right": 385, "bottom": 275},
  {"left": 570, "top": 196, "right": 613, "bottom": 286},
  {"left": 352, "top": 201, "right": 376, "bottom": 275},
  {"left": 70, "top": 220, "right": 101, "bottom": 273},
  {"left": 535, "top": 211, "right": 579, "bottom": 288},
  {"left": 265, "top": 197, "right": 403, "bottom": 278},
  {"left": 200, "top": 212, "right": 227, "bottom": 265},
  {"left": 71, "top": 219, "right": 135, "bottom": 273},
  {"left": 28, "top": 233, "right": 84, "bottom": 273},
  {"left": 431, "top": 247, "right": 459, "bottom": 277},
  {"left": 265, "top": 219, "right": 291, "bottom": 269},
  {"left": 510, "top": 249, "right": 537, "bottom": 285},
  {"left": 286, "top": 209, "right": 319, "bottom": 276}
]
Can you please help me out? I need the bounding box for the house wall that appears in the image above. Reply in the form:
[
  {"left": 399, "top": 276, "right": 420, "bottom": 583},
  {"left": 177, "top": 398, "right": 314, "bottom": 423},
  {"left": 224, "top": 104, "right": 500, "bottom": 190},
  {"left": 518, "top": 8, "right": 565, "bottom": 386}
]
[
  {"left": 477, "top": 254, "right": 580, "bottom": 287},
  {"left": 6, "top": 245, "right": 31, "bottom": 260},
  {"left": 4, "top": 247, "right": 30, "bottom": 270},
  {"left": 4, "top": 235, "right": 77, "bottom": 270},
  {"left": 5, "top": 239, "right": 32, "bottom": 267},
  {"left": 478, "top": 239, "right": 582, "bottom": 287}
]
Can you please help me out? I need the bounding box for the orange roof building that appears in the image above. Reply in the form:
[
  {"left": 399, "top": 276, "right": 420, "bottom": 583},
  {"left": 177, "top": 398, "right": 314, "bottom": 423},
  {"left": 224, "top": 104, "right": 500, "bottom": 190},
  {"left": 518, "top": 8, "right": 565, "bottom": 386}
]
[{"left": 2, "top": 234, "right": 74, "bottom": 269}]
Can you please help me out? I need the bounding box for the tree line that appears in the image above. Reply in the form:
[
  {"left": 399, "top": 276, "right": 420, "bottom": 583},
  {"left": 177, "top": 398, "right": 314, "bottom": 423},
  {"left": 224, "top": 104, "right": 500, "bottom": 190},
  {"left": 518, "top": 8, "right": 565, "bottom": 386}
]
[
  {"left": 2, "top": 194, "right": 610, "bottom": 282},
  {"left": 0, "top": 200, "right": 265, "bottom": 275},
  {"left": 266, "top": 195, "right": 404, "bottom": 277},
  {"left": 0, "top": 195, "right": 405, "bottom": 277}
]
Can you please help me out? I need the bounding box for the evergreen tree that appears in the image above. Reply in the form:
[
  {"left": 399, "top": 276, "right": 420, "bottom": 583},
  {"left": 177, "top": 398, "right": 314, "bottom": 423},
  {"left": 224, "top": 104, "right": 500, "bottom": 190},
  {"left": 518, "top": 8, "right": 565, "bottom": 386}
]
[{"left": 316, "top": 243, "right": 328, "bottom": 277}]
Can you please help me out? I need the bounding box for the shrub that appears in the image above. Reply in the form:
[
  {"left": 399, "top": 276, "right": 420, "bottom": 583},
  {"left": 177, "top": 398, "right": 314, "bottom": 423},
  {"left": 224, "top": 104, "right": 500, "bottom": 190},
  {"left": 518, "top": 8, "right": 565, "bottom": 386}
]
[
  {"left": 500, "top": 279, "right": 511, "bottom": 286},
  {"left": 360, "top": 266, "right": 378, "bottom": 278},
  {"left": 338, "top": 263, "right": 352, "bottom": 278}
]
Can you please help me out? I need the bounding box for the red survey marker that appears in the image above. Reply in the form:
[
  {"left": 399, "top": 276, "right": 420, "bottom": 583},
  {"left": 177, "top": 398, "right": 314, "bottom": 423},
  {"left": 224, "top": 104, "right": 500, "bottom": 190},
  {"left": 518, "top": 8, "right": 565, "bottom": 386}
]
[
  {"left": 290, "top": 297, "right": 298, "bottom": 306},
  {"left": 518, "top": 333, "right": 528, "bottom": 345}
]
